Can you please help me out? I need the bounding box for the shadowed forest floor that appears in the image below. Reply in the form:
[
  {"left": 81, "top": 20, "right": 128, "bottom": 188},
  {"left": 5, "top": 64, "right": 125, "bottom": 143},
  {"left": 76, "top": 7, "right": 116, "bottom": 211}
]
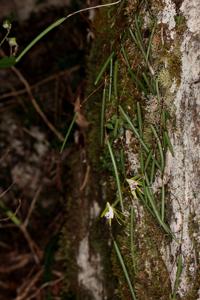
[{"left": 0, "top": 2, "right": 92, "bottom": 299}]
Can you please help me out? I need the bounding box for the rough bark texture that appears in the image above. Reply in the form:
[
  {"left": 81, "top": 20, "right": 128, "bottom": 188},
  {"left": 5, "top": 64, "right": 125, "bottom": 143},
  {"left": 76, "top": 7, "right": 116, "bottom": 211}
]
[
  {"left": 162, "top": 0, "right": 200, "bottom": 297},
  {"left": 74, "top": 0, "right": 200, "bottom": 299}
]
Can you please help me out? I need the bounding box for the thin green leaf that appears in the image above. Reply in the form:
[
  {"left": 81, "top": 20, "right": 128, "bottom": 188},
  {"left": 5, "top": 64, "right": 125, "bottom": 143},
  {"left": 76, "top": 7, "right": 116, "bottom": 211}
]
[
  {"left": 144, "top": 175, "right": 172, "bottom": 235},
  {"left": 129, "top": 18, "right": 146, "bottom": 63},
  {"left": 107, "top": 139, "right": 124, "bottom": 211},
  {"left": 142, "top": 179, "right": 149, "bottom": 204},
  {"left": 146, "top": 22, "right": 156, "bottom": 60},
  {"left": 150, "top": 158, "right": 155, "bottom": 185},
  {"left": 121, "top": 46, "right": 146, "bottom": 92},
  {"left": 119, "top": 105, "right": 149, "bottom": 153},
  {"left": 144, "top": 149, "right": 153, "bottom": 171},
  {"left": 135, "top": 16, "right": 143, "bottom": 46},
  {"left": 113, "top": 59, "right": 118, "bottom": 100},
  {"left": 133, "top": 16, "right": 148, "bottom": 63},
  {"left": 120, "top": 149, "right": 125, "bottom": 176},
  {"left": 161, "top": 184, "right": 165, "bottom": 221},
  {"left": 100, "top": 83, "right": 106, "bottom": 145},
  {"left": 129, "top": 28, "right": 139, "bottom": 48},
  {"left": 164, "top": 130, "right": 174, "bottom": 156},
  {"left": 6, "top": 210, "right": 21, "bottom": 226},
  {"left": 113, "top": 118, "right": 119, "bottom": 138},
  {"left": 142, "top": 72, "right": 153, "bottom": 93},
  {"left": 144, "top": 184, "right": 169, "bottom": 234},
  {"left": 137, "top": 188, "right": 154, "bottom": 215},
  {"left": 129, "top": 18, "right": 155, "bottom": 75},
  {"left": 94, "top": 52, "right": 115, "bottom": 85},
  {"left": 172, "top": 254, "right": 183, "bottom": 299},
  {"left": 60, "top": 113, "right": 76, "bottom": 153},
  {"left": 130, "top": 207, "right": 136, "bottom": 272},
  {"left": 119, "top": 106, "right": 162, "bottom": 170},
  {"left": 136, "top": 102, "right": 143, "bottom": 137},
  {"left": 0, "top": 200, "right": 21, "bottom": 226},
  {"left": 140, "top": 151, "right": 144, "bottom": 174},
  {"left": 161, "top": 110, "right": 167, "bottom": 129},
  {"left": 150, "top": 125, "right": 164, "bottom": 172},
  {"left": 137, "top": 102, "right": 145, "bottom": 173},
  {"left": 16, "top": 17, "right": 66, "bottom": 63},
  {"left": 114, "top": 240, "right": 137, "bottom": 300},
  {"left": 108, "top": 57, "right": 113, "bottom": 102},
  {"left": 156, "top": 79, "right": 161, "bottom": 100},
  {"left": 144, "top": 181, "right": 175, "bottom": 237},
  {"left": 16, "top": 1, "right": 121, "bottom": 63},
  {"left": 150, "top": 78, "right": 157, "bottom": 94}
]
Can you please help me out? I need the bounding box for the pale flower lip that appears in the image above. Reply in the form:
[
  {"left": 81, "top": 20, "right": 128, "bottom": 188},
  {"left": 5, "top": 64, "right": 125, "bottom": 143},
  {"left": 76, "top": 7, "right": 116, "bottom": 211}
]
[
  {"left": 126, "top": 178, "right": 138, "bottom": 191},
  {"left": 105, "top": 203, "right": 114, "bottom": 220}
]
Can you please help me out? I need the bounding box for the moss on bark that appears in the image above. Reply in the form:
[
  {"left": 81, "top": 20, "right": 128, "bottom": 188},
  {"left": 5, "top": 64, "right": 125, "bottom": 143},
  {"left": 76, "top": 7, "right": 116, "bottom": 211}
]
[{"left": 60, "top": 0, "right": 200, "bottom": 299}]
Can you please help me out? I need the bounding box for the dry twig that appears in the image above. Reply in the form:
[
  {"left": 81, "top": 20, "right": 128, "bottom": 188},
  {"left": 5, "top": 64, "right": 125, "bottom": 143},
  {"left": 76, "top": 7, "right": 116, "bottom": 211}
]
[
  {"left": 0, "top": 49, "right": 64, "bottom": 141},
  {"left": 16, "top": 269, "right": 43, "bottom": 300},
  {"left": 26, "top": 276, "right": 64, "bottom": 300},
  {"left": 0, "top": 253, "right": 31, "bottom": 273},
  {"left": 24, "top": 186, "right": 42, "bottom": 228},
  {"left": 10, "top": 66, "right": 64, "bottom": 141},
  {"left": 0, "top": 66, "right": 80, "bottom": 101}
]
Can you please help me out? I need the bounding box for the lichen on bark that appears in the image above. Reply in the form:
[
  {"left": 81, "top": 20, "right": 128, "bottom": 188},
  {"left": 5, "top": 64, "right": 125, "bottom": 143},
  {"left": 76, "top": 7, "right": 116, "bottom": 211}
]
[
  {"left": 81, "top": 0, "right": 200, "bottom": 299},
  {"left": 60, "top": 0, "right": 200, "bottom": 298},
  {"left": 161, "top": 0, "right": 200, "bottom": 298}
]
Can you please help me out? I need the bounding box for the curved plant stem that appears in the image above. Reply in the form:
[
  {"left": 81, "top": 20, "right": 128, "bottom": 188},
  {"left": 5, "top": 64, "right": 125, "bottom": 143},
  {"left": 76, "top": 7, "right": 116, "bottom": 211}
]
[{"left": 16, "top": 1, "right": 121, "bottom": 63}]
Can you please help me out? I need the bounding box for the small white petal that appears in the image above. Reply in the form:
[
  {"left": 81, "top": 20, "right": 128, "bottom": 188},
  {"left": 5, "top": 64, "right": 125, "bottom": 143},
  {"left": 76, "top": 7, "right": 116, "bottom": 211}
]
[{"left": 105, "top": 203, "right": 114, "bottom": 220}]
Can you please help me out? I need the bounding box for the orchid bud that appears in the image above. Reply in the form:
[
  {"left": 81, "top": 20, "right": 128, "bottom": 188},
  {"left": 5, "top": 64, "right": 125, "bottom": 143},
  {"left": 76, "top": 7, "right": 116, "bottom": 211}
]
[
  {"left": 3, "top": 20, "right": 11, "bottom": 30},
  {"left": 8, "top": 37, "right": 17, "bottom": 47}
]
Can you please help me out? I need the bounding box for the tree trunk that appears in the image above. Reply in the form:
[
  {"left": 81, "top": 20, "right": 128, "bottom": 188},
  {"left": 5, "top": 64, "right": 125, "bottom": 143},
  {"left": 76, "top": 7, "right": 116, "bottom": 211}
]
[
  {"left": 61, "top": 0, "right": 200, "bottom": 299},
  {"left": 161, "top": 1, "right": 200, "bottom": 297}
]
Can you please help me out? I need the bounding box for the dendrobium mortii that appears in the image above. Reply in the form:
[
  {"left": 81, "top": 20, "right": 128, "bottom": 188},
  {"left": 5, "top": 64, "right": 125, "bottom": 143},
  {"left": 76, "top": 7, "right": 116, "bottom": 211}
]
[
  {"left": 101, "top": 202, "right": 114, "bottom": 226},
  {"left": 126, "top": 176, "right": 143, "bottom": 199},
  {"left": 101, "top": 202, "right": 125, "bottom": 226}
]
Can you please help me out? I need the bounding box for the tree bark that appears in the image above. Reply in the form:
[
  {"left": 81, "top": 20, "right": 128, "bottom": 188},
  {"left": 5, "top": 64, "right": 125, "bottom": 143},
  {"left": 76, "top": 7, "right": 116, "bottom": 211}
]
[{"left": 61, "top": 0, "right": 200, "bottom": 299}]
